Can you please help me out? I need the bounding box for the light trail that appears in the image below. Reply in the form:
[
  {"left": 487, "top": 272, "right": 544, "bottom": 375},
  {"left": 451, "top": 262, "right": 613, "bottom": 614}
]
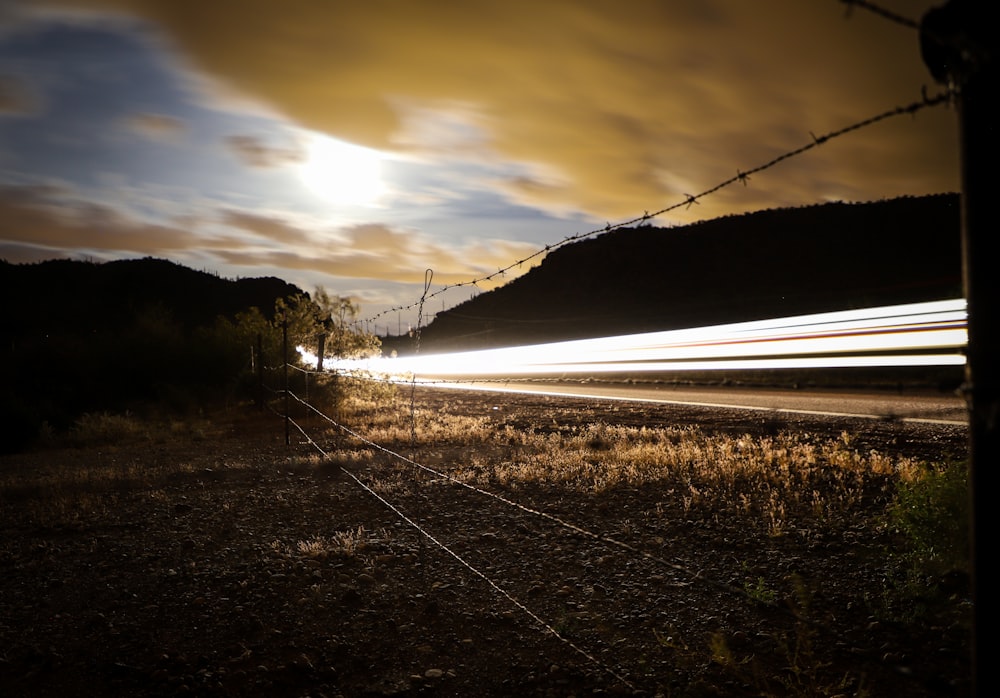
[{"left": 308, "top": 299, "right": 967, "bottom": 379}]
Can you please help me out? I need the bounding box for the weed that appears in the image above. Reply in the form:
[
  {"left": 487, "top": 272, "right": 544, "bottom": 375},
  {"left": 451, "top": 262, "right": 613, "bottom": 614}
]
[
  {"left": 743, "top": 576, "right": 777, "bottom": 605},
  {"left": 887, "top": 460, "right": 969, "bottom": 577},
  {"left": 653, "top": 627, "right": 690, "bottom": 652},
  {"left": 552, "top": 610, "right": 581, "bottom": 638},
  {"left": 879, "top": 460, "right": 971, "bottom": 623},
  {"left": 332, "top": 393, "right": 939, "bottom": 550},
  {"left": 708, "top": 632, "right": 745, "bottom": 670},
  {"left": 273, "top": 526, "right": 375, "bottom": 561},
  {"left": 69, "top": 411, "right": 145, "bottom": 446}
]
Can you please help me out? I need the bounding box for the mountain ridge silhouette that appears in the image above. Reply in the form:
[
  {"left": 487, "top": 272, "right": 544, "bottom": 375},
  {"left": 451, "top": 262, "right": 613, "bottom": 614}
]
[{"left": 410, "top": 193, "right": 962, "bottom": 353}]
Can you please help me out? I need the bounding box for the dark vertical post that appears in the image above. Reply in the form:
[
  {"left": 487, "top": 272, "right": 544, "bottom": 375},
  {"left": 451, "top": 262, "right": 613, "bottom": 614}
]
[
  {"left": 256, "top": 333, "right": 264, "bottom": 412},
  {"left": 957, "top": 57, "right": 997, "bottom": 698},
  {"left": 282, "top": 319, "right": 290, "bottom": 446},
  {"left": 317, "top": 333, "right": 326, "bottom": 372},
  {"left": 921, "top": 4, "right": 994, "bottom": 695}
]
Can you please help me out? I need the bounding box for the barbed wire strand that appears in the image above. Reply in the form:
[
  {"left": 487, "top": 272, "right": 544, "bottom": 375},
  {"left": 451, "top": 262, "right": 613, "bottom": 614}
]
[
  {"left": 839, "top": 0, "right": 920, "bottom": 30},
  {"left": 281, "top": 407, "right": 636, "bottom": 690},
  {"left": 285, "top": 386, "right": 764, "bottom": 605},
  {"left": 364, "top": 88, "right": 952, "bottom": 328}
]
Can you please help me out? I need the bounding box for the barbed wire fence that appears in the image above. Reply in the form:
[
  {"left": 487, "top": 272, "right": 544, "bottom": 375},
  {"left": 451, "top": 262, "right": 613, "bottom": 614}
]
[
  {"left": 363, "top": 88, "right": 952, "bottom": 332},
  {"left": 252, "top": 2, "right": 974, "bottom": 690},
  {"left": 839, "top": 0, "right": 921, "bottom": 30}
]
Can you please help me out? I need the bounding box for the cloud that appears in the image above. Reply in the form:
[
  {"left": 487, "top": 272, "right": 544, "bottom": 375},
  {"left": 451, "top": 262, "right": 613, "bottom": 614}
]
[
  {"left": 0, "top": 182, "right": 539, "bottom": 290},
  {"left": 0, "top": 183, "right": 202, "bottom": 257},
  {"left": 125, "top": 111, "right": 186, "bottom": 141},
  {"left": 220, "top": 208, "right": 319, "bottom": 246},
  {"left": 0, "top": 74, "right": 38, "bottom": 115},
  {"left": 0, "top": 1, "right": 34, "bottom": 35},
  {"left": 218, "top": 213, "right": 540, "bottom": 287},
  {"left": 225, "top": 134, "right": 303, "bottom": 168},
  {"left": 34, "top": 0, "right": 958, "bottom": 222}
]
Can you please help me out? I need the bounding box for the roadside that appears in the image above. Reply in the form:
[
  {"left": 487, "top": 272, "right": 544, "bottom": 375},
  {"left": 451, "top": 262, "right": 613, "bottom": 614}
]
[{"left": 0, "top": 390, "right": 971, "bottom": 696}]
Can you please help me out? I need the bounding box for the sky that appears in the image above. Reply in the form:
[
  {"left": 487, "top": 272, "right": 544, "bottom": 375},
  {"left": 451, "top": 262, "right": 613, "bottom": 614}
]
[{"left": 0, "top": 0, "right": 959, "bottom": 332}]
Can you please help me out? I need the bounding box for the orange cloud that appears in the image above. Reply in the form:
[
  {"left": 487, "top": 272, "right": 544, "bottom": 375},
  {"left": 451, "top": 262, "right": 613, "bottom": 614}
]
[
  {"left": 219, "top": 208, "right": 320, "bottom": 246},
  {"left": 219, "top": 214, "right": 540, "bottom": 287},
  {"left": 0, "top": 184, "right": 201, "bottom": 255},
  {"left": 35, "top": 1, "right": 959, "bottom": 224}
]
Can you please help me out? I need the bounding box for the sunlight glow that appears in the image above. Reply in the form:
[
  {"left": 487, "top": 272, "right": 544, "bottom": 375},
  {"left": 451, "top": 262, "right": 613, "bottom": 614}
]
[
  {"left": 298, "top": 135, "right": 385, "bottom": 205},
  {"left": 308, "top": 299, "right": 967, "bottom": 379}
]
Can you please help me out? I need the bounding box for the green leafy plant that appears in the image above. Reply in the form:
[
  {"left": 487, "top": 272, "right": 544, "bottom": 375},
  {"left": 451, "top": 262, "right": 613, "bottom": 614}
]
[
  {"left": 879, "top": 460, "right": 971, "bottom": 627},
  {"left": 888, "top": 460, "right": 970, "bottom": 577},
  {"left": 743, "top": 575, "right": 777, "bottom": 605}
]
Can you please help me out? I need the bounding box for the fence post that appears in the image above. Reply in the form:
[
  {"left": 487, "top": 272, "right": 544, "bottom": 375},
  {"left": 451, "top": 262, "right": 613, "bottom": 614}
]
[
  {"left": 317, "top": 333, "right": 326, "bottom": 372},
  {"left": 921, "top": 4, "right": 995, "bottom": 695},
  {"left": 256, "top": 333, "right": 264, "bottom": 412},
  {"left": 283, "top": 319, "right": 290, "bottom": 446}
]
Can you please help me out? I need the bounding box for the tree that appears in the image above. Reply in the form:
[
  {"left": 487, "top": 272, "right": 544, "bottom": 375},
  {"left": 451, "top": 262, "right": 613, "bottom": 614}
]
[
  {"left": 312, "top": 287, "right": 381, "bottom": 360},
  {"left": 274, "top": 292, "right": 323, "bottom": 353}
]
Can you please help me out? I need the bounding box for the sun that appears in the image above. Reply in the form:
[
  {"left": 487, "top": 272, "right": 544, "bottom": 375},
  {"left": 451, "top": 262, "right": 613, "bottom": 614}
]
[{"left": 298, "top": 135, "right": 385, "bottom": 206}]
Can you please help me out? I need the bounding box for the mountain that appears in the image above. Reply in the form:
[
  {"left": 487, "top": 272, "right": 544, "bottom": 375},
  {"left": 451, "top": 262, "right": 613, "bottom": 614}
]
[
  {"left": 1, "top": 256, "right": 304, "bottom": 342},
  {"left": 413, "top": 194, "right": 963, "bottom": 352},
  {"left": 0, "top": 257, "right": 305, "bottom": 450}
]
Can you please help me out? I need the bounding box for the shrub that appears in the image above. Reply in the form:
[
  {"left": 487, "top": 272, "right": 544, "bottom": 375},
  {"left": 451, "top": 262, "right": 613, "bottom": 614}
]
[
  {"left": 68, "top": 411, "right": 145, "bottom": 446},
  {"left": 888, "top": 460, "right": 970, "bottom": 577}
]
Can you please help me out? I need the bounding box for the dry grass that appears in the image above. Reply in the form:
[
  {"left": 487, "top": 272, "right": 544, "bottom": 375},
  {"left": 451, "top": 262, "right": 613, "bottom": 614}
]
[
  {"left": 1, "top": 412, "right": 228, "bottom": 528},
  {"left": 2, "top": 391, "right": 938, "bottom": 545},
  {"left": 271, "top": 526, "right": 381, "bottom": 561},
  {"left": 332, "top": 392, "right": 926, "bottom": 539}
]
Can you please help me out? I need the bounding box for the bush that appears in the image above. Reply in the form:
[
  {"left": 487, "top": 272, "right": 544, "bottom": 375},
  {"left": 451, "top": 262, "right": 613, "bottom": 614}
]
[
  {"left": 69, "top": 411, "right": 145, "bottom": 446},
  {"left": 888, "top": 460, "right": 970, "bottom": 577}
]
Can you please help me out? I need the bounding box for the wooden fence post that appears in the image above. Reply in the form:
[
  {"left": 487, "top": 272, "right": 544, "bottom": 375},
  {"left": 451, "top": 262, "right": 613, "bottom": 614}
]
[
  {"left": 283, "top": 319, "right": 289, "bottom": 446},
  {"left": 921, "top": 4, "right": 995, "bottom": 694}
]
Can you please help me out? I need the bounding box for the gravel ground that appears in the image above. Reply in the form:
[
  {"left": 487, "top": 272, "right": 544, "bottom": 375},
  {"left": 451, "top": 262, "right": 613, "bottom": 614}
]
[{"left": 0, "top": 387, "right": 972, "bottom": 697}]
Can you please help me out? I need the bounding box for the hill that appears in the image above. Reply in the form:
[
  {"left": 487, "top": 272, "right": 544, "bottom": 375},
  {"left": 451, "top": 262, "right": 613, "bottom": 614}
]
[
  {"left": 413, "top": 194, "right": 962, "bottom": 352},
  {"left": 0, "top": 257, "right": 305, "bottom": 451},
  {"left": 1, "top": 256, "right": 303, "bottom": 341}
]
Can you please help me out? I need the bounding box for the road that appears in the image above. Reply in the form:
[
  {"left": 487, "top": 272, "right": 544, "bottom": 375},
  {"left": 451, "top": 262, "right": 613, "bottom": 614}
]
[{"left": 420, "top": 380, "right": 969, "bottom": 426}]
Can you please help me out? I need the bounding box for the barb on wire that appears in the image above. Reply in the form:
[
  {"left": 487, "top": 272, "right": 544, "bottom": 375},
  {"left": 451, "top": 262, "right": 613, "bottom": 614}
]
[
  {"left": 364, "top": 88, "right": 952, "bottom": 329},
  {"left": 839, "top": 0, "right": 920, "bottom": 30}
]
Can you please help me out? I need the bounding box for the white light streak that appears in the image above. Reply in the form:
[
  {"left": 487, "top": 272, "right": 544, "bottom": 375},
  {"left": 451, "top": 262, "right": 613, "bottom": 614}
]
[{"left": 312, "top": 299, "right": 967, "bottom": 379}]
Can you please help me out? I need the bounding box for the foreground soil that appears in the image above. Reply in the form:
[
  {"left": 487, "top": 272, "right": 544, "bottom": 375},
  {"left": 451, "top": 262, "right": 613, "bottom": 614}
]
[{"left": 1, "top": 387, "right": 972, "bottom": 697}]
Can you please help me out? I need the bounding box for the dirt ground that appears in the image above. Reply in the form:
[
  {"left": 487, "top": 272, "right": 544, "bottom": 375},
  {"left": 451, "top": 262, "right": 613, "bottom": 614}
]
[{"left": 0, "top": 387, "right": 972, "bottom": 697}]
